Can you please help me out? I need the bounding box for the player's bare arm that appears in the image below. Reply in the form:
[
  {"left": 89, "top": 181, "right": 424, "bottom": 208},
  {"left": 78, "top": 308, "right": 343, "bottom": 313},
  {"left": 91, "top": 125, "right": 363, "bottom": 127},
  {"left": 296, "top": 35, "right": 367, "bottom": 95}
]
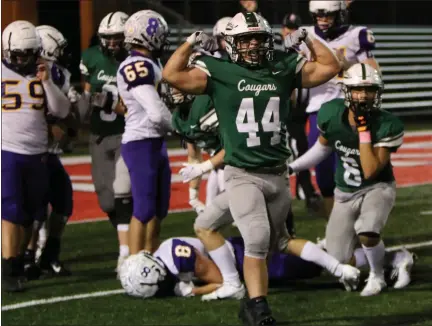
[
  {"left": 301, "top": 35, "right": 343, "bottom": 88},
  {"left": 191, "top": 283, "right": 221, "bottom": 295},
  {"left": 358, "top": 144, "right": 391, "bottom": 180},
  {"left": 162, "top": 42, "right": 208, "bottom": 94},
  {"left": 194, "top": 249, "right": 224, "bottom": 285}
]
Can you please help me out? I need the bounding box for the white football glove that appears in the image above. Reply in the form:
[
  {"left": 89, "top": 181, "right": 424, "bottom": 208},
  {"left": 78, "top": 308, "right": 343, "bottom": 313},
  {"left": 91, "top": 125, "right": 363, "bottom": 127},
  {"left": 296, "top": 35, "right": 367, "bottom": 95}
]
[
  {"left": 284, "top": 28, "right": 309, "bottom": 50},
  {"left": 67, "top": 86, "right": 81, "bottom": 103},
  {"left": 186, "top": 31, "right": 219, "bottom": 52},
  {"left": 174, "top": 281, "right": 195, "bottom": 297},
  {"left": 180, "top": 160, "right": 214, "bottom": 183}
]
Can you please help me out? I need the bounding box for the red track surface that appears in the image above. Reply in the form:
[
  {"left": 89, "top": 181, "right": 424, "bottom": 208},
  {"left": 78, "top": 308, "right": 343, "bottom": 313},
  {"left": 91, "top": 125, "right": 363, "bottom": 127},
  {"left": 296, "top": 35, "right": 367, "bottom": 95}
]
[{"left": 65, "top": 134, "right": 432, "bottom": 222}]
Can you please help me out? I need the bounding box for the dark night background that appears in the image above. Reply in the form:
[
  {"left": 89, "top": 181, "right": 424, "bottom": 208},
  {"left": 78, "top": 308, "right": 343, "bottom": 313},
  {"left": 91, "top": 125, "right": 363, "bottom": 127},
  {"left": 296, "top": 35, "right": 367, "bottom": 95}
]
[{"left": 36, "top": 0, "right": 432, "bottom": 82}]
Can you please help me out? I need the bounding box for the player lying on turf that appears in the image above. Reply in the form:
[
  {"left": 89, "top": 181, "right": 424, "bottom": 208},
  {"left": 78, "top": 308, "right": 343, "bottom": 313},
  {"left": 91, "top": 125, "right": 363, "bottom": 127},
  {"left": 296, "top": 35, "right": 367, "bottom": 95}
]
[
  {"left": 288, "top": 63, "right": 415, "bottom": 296},
  {"left": 118, "top": 234, "right": 413, "bottom": 300}
]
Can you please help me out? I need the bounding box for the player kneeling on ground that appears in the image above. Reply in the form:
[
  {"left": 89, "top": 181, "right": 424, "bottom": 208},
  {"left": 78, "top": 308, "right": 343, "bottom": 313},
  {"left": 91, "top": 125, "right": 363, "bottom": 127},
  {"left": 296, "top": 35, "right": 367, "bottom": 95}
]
[
  {"left": 118, "top": 236, "right": 322, "bottom": 299},
  {"left": 289, "top": 63, "right": 414, "bottom": 296}
]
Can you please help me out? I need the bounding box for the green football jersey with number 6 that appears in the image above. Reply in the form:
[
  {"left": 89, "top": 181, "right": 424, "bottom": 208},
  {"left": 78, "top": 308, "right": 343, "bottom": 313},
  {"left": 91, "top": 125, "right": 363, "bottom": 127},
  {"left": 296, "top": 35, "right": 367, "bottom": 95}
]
[
  {"left": 192, "top": 50, "right": 305, "bottom": 169},
  {"left": 317, "top": 98, "right": 404, "bottom": 193}
]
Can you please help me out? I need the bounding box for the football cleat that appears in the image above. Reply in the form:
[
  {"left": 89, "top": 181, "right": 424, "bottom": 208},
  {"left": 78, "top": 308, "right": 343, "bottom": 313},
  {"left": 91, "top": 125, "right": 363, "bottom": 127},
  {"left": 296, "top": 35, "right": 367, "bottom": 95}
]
[
  {"left": 238, "top": 298, "right": 276, "bottom": 326},
  {"left": 391, "top": 248, "right": 416, "bottom": 289},
  {"left": 40, "top": 260, "right": 71, "bottom": 277},
  {"left": 361, "top": 273, "right": 387, "bottom": 296},
  {"left": 201, "top": 282, "right": 245, "bottom": 301},
  {"left": 339, "top": 265, "right": 361, "bottom": 292},
  {"left": 316, "top": 237, "right": 327, "bottom": 250}
]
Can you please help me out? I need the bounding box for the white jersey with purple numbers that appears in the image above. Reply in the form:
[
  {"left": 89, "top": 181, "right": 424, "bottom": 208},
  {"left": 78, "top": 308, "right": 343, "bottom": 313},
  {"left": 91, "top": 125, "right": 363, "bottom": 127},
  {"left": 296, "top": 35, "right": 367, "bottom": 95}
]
[
  {"left": 304, "top": 25, "right": 376, "bottom": 113},
  {"left": 47, "top": 61, "right": 72, "bottom": 154},
  {"left": 117, "top": 52, "right": 170, "bottom": 142},
  {"left": 153, "top": 237, "right": 207, "bottom": 282},
  {"left": 2, "top": 61, "right": 49, "bottom": 155}
]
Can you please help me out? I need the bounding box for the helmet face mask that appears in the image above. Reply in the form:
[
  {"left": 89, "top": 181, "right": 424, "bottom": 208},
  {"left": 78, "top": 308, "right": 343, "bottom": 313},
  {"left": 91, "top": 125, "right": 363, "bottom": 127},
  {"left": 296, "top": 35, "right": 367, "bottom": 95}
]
[
  {"left": 342, "top": 63, "right": 384, "bottom": 115},
  {"left": 99, "top": 33, "right": 124, "bottom": 57},
  {"left": 224, "top": 12, "right": 274, "bottom": 68},
  {"left": 8, "top": 49, "right": 39, "bottom": 74},
  {"left": 345, "top": 85, "right": 382, "bottom": 114},
  {"left": 234, "top": 33, "right": 272, "bottom": 66},
  {"left": 163, "top": 83, "right": 195, "bottom": 116}
]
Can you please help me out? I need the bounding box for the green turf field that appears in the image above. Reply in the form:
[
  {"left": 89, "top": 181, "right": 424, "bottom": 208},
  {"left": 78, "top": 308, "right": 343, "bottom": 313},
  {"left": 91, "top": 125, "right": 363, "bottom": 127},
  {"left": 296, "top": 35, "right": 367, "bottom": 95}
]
[{"left": 2, "top": 185, "right": 432, "bottom": 326}]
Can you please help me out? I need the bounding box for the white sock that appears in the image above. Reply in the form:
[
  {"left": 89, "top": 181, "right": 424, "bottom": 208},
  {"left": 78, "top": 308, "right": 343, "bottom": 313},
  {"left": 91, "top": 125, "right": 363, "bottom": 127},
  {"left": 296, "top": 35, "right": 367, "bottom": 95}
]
[
  {"left": 300, "top": 241, "right": 343, "bottom": 277},
  {"left": 389, "top": 250, "right": 406, "bottom": 268},
  {"left": 362, "top": 240, "right": 385, "bottom": 276},
  {"left": 354, "top": 248, "right": 368, "bottom": 268},
  {"left": 208, "top": 242, "right": 241, "bottom": 286},
  {"left": 117, "top": 224, "right": 129, "bottom": 232},
  {"left": 119, "top": 245, "right": 129, "bottom": 257}
]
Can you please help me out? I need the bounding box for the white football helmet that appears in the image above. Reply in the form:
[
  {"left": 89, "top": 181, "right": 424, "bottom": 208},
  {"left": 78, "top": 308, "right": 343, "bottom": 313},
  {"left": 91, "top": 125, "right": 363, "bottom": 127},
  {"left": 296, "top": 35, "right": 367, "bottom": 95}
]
[
  {"left": 224, "top": 12, "right": 273, "bottom": 67},
  {"left": 36, "top": 25, "right": 68, "bottom": 64},
  {"left": 119, "top": 251, "right": 167, "bottom": 298},
  {"left": 309, "top": 1, "right": 347, "bottom": 36},
  {"left": 342, "top": 63, "right": 384, "bottom": 112},
  {"left": 2, "top": 20, "right": 41, "bottom": 73},
  {"left": 98, "top": 11, "right": 129, "bottom": 56},
  {"left": 213, "top": 17, "right": 232, "bottom": 37},
  {"left": 124, "top": 10, "right": 169, "bottom": 57}
]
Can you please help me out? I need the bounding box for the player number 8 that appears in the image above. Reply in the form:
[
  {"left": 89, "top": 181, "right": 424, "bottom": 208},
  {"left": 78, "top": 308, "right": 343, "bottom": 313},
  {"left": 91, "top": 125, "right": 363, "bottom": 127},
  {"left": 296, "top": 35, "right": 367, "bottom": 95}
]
[
  {"left": 124, "top": 62, "right": 148, "bottom": 82},
  {"left": 174, "top": 245, "right": 192, "bottom": 258}
]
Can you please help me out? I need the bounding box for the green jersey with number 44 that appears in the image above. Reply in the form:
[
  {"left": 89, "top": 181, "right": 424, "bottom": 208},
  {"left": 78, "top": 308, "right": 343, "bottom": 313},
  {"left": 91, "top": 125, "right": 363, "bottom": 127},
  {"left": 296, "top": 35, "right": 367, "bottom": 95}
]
[
  {"left": 193, "top": 50, "right": 305, "bottom": 169},
  {"left": 318, "top": 99, "right": 404, "bottom": 193},
  {"left": 80, "top": 46, "right": 124, "bottom": 137}
]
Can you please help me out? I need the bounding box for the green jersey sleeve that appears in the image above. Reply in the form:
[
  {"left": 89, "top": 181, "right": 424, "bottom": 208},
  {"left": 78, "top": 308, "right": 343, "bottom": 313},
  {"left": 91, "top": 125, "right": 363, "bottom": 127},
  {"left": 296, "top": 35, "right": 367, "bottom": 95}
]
[{"left": 374, "top": 111, "right": 404, "bottom": 152}]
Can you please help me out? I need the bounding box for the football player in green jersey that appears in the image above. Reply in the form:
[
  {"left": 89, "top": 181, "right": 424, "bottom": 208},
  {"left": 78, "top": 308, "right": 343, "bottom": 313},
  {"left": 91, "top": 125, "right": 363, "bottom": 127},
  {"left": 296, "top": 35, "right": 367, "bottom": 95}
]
[
  {"left": 289, "top": 63, "right": 413, "bottom": 297},
  {"left": 77, "top": 11, "right": 132, "bottom": 276},
  {"left": 167, "top": 85, "right": 224, "bottom": 213},
  {"left": 163, "top": 11, "right": 343, "bottom": 325}
]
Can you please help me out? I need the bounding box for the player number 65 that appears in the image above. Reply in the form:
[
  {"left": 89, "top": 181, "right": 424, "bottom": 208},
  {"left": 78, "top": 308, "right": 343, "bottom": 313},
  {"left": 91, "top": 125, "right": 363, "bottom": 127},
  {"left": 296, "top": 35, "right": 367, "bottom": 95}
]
[{"left": 124, "top": 61, "right": 148, "bottom": 82}]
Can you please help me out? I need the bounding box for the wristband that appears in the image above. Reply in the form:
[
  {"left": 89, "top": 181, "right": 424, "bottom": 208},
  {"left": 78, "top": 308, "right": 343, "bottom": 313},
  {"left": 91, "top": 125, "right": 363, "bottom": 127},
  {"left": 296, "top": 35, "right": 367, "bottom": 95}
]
[
  {"left": 186, "top": 32, "right": 200, "bottom": 46},
  {"left": 201, "top": 159, "right": 214, "bottom": 173},
  {"left": 359, "top": 131, "right": 371, "bottom": 143},
  {"left": 189, "top": 188, "right": 198, "bottom": 201}
]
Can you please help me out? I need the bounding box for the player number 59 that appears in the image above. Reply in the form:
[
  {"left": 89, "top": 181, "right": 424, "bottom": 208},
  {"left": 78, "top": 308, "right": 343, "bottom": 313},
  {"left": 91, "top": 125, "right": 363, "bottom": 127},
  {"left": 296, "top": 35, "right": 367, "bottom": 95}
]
[{"left": 124, "top": 62, "right": 148, "bottom": 82}]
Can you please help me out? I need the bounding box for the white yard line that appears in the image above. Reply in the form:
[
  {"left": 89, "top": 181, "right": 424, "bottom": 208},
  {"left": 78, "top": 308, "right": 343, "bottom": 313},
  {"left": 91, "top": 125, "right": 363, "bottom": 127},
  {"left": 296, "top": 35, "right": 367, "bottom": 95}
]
[
  {"left": 420, "top": 210, "right": 432, "bottom": 215},
  {"left": 2, "top": 240, "right": 431, "bottom": 312},
  {"left": 404, "top": 130, "right": 432, "bottom": 137}
]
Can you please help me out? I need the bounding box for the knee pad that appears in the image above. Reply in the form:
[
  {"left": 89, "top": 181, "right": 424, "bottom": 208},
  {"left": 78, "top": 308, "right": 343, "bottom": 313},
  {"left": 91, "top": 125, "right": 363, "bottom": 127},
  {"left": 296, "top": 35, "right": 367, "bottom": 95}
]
[
  {"left": 243, "top": 221, "right": 270, "bottom": 259},
  {"left": 114, "top": 197, "right": 133, "bottom": 225}
]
